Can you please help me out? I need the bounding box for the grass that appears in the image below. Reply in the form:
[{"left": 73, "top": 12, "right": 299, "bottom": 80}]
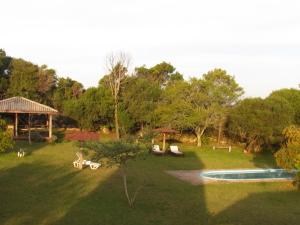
[{"left": 0, "top": 141, "right": 299, "bottom": 225}]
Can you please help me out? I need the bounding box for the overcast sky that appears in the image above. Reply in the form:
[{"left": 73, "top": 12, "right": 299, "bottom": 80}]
[{"left": 1, "top": 0, "right": 300, "bottom": 97}]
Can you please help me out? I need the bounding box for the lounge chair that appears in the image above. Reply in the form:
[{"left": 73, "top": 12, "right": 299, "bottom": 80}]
[
  {"left": 73, "top": 152, "right": 101, "bottom": 170},
  {"left": 152, "top": 145, "right": 164, "bottom": 155},
  {"left": 83, "top": 160, "right": 101, "bottom": 170},
  {"left": 169, "top": 145, "right": 184, "bottom": 156},
  {"left": 17, "top": 148, "right": 26, "bottom": 157}
]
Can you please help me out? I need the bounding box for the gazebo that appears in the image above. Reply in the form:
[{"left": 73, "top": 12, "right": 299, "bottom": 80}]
[{"left": 0, "top": 96, "right": 58, "bottom": 141}]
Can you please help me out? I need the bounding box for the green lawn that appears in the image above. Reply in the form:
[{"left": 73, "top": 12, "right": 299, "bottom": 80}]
[{"left": 0, "top": 141, "right": 299, "bottom": 225}]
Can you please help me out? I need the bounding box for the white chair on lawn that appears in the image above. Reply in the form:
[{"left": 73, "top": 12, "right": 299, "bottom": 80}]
[
  {"left": 170, "top": 145, "right": 184, "bottom": 156},
  {"left": 152, "top": 145, "right": 164, "bottom": 155},
  {"left": 83, "top": 160, "right": 101, "bottom": 170}
]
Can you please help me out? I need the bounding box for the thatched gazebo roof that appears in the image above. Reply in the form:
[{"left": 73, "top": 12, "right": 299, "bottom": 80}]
[
  {"left": 0, "top": 96, "right": 58, "bottom": 141},
  {"left": 0, "top": 96, "right": 58, "bottom": 114}
]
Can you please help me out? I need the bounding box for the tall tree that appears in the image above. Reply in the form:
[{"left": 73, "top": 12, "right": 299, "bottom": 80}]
[
  {"left": 135, "top": 62, "right": 183, "bottom": 87},
  {"left": 53, "top": 77, "right": 84, "bottom": 110},
  {"left": 7, "top": 58, "right": 39, "bottom": 100},
  {"left": 228, "top": 97, "right": 294, "bottom": 153},
  {"left": 105, "top": 52, "right": 130, "bottom": 139},
  {"left": 63, "top": 87, "right": 114, "bottom": 130},
  {"left": 156, "top": 69, "right": 243, "bottom": 147},
  {"left": 0, "top": 49, "right": 12, "bottom": 99},
  {"left": 122, "top": 77, "right": 162, "bottom": 134},
  {"left": 201, "top": 69, "right": 244, "bottom": 144},
  {"left": 37, "top": 65, "right": 57, "bottom": 105},
  {"left": 269, "top": 88, "right": 300, "bottom": 125}
]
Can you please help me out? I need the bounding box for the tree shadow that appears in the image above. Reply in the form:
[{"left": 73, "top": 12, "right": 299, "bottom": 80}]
[
  {"left": 13, "top": 140, "right": 49, "bottom": 156},
  {"left": 0, "top": 162, "right": 86, "bottom": 225},
  {"left": 211, "top": 189, "right": 300, "bottom": 225},
  {"left": 251, "top": 151, "right": 277, "bottom": 168}
]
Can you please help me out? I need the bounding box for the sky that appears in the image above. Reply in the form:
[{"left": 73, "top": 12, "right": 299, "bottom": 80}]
[{"left": 1, "top": 0, "right": 300, "bottom": 97}]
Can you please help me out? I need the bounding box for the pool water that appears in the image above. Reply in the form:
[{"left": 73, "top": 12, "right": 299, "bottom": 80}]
[{"left": 200, "top": 169, "right": 296, "bottom": 181}]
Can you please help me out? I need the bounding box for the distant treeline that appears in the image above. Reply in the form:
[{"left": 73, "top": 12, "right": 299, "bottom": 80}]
[{"left": 1, "top": 49, "right": 300, "bottom": 152}]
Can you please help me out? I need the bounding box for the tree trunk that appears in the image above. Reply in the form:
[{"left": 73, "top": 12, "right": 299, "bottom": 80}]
[
  {"left": 122, "top": 167, "right": 132, "bottom": 207},
  {"left": 217, "top": 121, "right": 222, "bottom": 145},
  {"left": 114, "top": 100, "right": 120, "bottom": 140},
  {"left": 195, "top": 127, "right": 206, "bottom": 147}
]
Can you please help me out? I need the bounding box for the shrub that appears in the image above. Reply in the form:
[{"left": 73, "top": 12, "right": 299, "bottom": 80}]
[{"left": 0, "top": 119, "right": 14, "bottom": 152}]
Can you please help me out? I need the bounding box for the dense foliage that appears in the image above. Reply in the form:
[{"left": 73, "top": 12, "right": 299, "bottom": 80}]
[
  {"left": 228, "top": 97, "right": 294, "bottom": 153},
  {"left": 0, "top": 119, "right": 14, "bottom": 152},
  {"left": 275, "top": 126, "right": 300, "bottom": 187}
]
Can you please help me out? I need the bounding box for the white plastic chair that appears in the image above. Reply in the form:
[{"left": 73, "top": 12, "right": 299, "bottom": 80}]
[
  {"left": 170, "top": 145, "right": 184, "bottom": 155},
  {"left": 152, "top": 145, "right": 164, "bottom": 154}
]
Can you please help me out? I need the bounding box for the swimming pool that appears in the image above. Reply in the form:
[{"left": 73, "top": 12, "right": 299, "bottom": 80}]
[{"left": 200, "top": 169, "right": 296, "bottom": 182}]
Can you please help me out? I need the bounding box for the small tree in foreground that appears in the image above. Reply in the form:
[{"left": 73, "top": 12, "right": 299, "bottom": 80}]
[
  {"left": 84, "top": 140, "right": 147, "bottom": 207},
  {"left": 0, "top": 119, "right": 14, "bottom": 152}
]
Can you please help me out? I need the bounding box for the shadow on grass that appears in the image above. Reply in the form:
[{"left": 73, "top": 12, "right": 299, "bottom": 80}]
[
  {"left": 12, "top": 141, "right": 49, "bottom": 156},
  {"left": 52, "top": 152, "right": 210, "bottom": 225},
  {"left": 211, "top": 189, "right": 300, "bottom": 225},
  {"left": 251, "top": 151, "right": 277, "bottom": 168},
  {"left": 0, "top": 162, "right": 84, "bottom": 225}
]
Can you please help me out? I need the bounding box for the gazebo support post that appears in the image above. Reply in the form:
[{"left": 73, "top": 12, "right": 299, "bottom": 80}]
[
  {"left": 15, "top": 113, "right": 18, "bottom": 137},
  {"left": 49, "top": 114, "right": 52, "bottom": 139},
  {"left": 28, "top": 113, "right": 31, "bottom": 144},
  {"left": 162, "top": 133, "right": 166, "bottom": 151}
]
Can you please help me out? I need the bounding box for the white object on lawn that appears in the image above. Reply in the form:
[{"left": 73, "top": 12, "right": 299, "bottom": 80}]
[
  {"left": 152, "top": 145, "right": 164, "bottom": 154},
  {"left": 170, "top": 145, "right": 184, "bottom": 155}
]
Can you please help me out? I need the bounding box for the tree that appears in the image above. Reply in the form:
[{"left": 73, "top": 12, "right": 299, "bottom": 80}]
[
  {"left": 155, "top": 80, "right": 192, "bottom": 130},
  {"left": 0, "top": 49, "right": 12, "bottom": 99},
  {"left": 228, "top": 97, "right": 294, "bottom": 153},
  {"left": 275, "top": 126, "right": 300, "bottom": 188},
  {"left": 135, "top": 62, "right": 183, "bottom": 87},
  {"left": 63, "top": 87, "right": 114, "bottom": 130},
  {"left": 84, "top": 140, "right": 147, "bottom": 208},
  {"left": 269, "top": 88, "right": 300, "bottom": 125},
  {"left": 105, "top": 52, "right": 130, "bottom": 139},
  {"left": 121, "top": 77, "right": 162, "bottom": 134},
  {"left": 37, "top": 65, "right": 57, "bottom": 105},
  {"left": 156, "top": 69, "right": 243, "bottom": 147},
  {"left": 0, "top": 119, "right": 14, "bottom": 152},
  {"left": 201, "top": 69, "right": 244, "bottom": 144},
  {"left": 53, "top": 77, "right": 84, "bottom": 111},
  {"left": 7, "top": 58, "right": 39, "bottom": 100}
]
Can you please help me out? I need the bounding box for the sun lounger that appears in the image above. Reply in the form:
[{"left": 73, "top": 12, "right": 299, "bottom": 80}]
[
  {"left": 169, "top": 145, "right": 184, "bottom": 156},
  {"left": 83, "top": 160, "right": 101, "bottom": 170},
  {"left": 152, "top": 145, "right": 164, "bottom": 155},
  {"left": 73, "top": 152, "right": 101, "bottom": 170}
]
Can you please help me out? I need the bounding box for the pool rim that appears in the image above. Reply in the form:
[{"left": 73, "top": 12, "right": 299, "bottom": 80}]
[{"left": 199, "top": 168, "right": 296, "bottom": 182}]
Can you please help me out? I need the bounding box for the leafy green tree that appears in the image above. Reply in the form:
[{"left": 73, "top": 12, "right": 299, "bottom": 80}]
[
  {"left": 37, "top": 65, "right": 57, "bottom": 105},
  {"left": 0, "top": 49, "right": 12, "bottom": 99},
  {"left": 0, "top": 119, "right": 14, "bottom": 152},
  {"left": 156, "top": 69, "right": 243, "bottom": 147},
  {"left": 53, "top": 77, "right": 84, "bottom": 110},
  {"left": 155, "top": 80, "right": 192, "bottom": 130},
  {"left": 201, "top": 69, "right": 244, "bottom": 143},
  {"left": 228, "top": 97, "right": 294, "bottom": 153},
  {"left": 63, "top": 87, "right": 114, "bottom": 130},
  {"left": 84, "top": 140, "right": 147, "bottom": 208},
  {"left": 7, "top": 58, "right": 40, "bottom": 100},
  {"left": 121, "top": 77, "right": 162, "bottom": 134},
  {"left": 135, "top": 62, "right": 183, "bottom": 87},
  {"left": 269, "top": 88, "right": 300, "bottom": 125},
  {"left": 275, "top": 126, "right": 300, "bottom": 188}
]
